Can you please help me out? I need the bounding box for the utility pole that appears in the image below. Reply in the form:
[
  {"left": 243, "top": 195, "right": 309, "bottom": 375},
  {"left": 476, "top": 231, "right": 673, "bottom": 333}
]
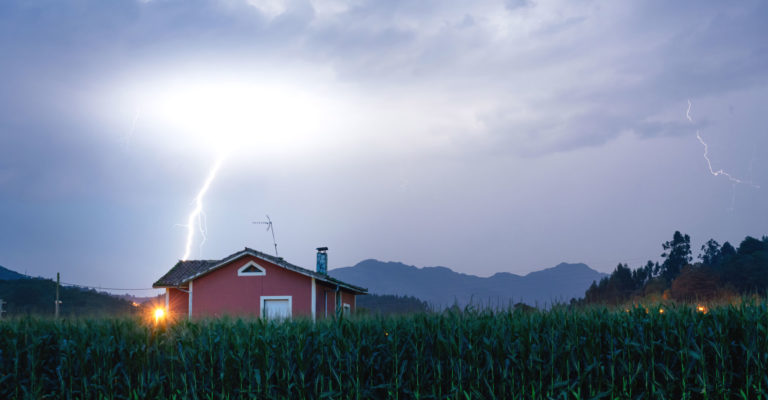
[
  {"left": 0, "top": 299, "right": 6, "bottom": 319},
  {"left": 55, "top": 272, "right": 60, "bottom": 319}
]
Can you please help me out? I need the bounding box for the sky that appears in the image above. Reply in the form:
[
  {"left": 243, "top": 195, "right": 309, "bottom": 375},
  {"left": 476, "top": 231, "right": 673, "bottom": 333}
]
[{"left": 0, "top": 0, "right": 767, "bottom": 294}]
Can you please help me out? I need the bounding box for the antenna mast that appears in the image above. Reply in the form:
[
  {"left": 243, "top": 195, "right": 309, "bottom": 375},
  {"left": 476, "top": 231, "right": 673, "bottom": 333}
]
[{"left": 252, "top": 215, "right": 278, "bottom": 257}]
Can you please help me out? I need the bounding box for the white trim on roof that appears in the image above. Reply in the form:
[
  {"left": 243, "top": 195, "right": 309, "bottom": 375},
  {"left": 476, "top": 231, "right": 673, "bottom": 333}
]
[
  {"left": 176, "top": 248, "right": 366, "bottom": 293},
  {"left": 237, "top": 261, "right": 266, "bottom": 276}
]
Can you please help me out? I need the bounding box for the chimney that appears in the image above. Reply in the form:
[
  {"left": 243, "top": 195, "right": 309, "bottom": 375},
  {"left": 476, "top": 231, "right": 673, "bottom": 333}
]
[{"left": 316, "top": 247, "right": 328, "bottom": 275}]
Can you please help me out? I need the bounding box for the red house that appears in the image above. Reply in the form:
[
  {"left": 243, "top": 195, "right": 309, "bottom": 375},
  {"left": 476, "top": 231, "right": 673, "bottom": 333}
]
[{"left": 153, "top": 247, "right": 367, "bottom": 320}]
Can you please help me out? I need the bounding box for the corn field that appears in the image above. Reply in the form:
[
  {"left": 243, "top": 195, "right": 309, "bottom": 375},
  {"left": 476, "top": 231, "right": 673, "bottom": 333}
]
[{"left": 1, "top": 302, "right": 768, "bottom": 399}]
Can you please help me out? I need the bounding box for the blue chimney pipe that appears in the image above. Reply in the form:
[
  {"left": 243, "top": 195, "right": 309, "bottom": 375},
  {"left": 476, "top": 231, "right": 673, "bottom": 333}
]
[{"left": 316, "top": 247, "right": 328, "bottom": 275}]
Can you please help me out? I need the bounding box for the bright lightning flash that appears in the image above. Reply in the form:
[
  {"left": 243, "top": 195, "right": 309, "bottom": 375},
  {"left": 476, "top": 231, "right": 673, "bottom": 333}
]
[
  {"left": 687, "top": 100, "right": 759, "bottom": 188},
  {"left": 113, "top": 70, "right": 351, "bottom": 262},
  {"left": 181, "top": 154, "right": 226, "bottom": 261}
]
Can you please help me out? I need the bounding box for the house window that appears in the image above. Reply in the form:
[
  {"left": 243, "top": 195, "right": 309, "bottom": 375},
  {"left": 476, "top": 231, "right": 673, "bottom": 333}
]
[
  {"left": 342, "top": 303, "right": 351, "bottom": 316},
  {"left": 237, "top": 261, "right": 266, "bottom": 276},
  {"left": 261, "top": 296, "right": 292, "bottom": 320}
]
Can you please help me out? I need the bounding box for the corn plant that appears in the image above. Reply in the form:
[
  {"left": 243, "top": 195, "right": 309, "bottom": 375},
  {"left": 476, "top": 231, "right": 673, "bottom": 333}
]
[{"left": 1, "top": 301, "right": 767, "bottom": 399}]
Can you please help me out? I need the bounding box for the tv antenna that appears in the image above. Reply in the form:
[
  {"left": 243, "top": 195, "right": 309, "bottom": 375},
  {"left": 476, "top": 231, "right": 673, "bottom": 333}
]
[{"left": 252, "top": 215, "right": 278, "bottom": 257}]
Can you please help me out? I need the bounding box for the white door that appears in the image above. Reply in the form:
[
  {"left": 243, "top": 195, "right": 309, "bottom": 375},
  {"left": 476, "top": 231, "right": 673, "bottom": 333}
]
[{"left": 262, "top": 297, "right": 291, "bottom": 319}]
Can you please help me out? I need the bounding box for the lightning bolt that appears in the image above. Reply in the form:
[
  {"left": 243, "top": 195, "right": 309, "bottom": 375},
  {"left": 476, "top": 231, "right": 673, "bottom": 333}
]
[
  {"left": 687, "top": 100, "right": 759, "bottom": 188},
  {"left": 181, "top": 155, "right": 226, "bottom": 261},
  {"left": 121, "top": 108, "right": 141, "bottom": 149}
]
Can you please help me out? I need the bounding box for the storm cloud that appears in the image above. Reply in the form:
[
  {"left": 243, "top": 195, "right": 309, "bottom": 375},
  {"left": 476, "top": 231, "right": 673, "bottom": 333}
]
[{"left": 0, "top": 0, "right": 766, "bottom": 291}]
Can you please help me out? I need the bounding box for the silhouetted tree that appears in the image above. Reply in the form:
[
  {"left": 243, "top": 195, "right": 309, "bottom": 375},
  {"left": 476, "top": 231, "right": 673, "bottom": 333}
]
[
  {"left": 631, "top": 260, "right": 656, "bottom": 288},
  {"left": 699, "top": 239, "right": 722, "bottom": 267},
  {"left": 669, "top": 265, "right": 720, "bottom": 301},
  {"left": 721, "top": 241, "right": 736, "bottom": 257},
  {"left": 578, "top": 233, "right": 768, "bottom": 305},
  {"left": 659, "top": 231, "right": 692, "bottom": 282},
  {"left": 583, "top": 263, "right": 638, "bottom": 304},
  {"left": 721, "top": 237, "right": 768, "bottom": 293},
  {"left": 736, "top": 236, "right": 768, "bottom": 256},
  {"left": 612, "top": 263, "right": 634, "bottom": 291}
]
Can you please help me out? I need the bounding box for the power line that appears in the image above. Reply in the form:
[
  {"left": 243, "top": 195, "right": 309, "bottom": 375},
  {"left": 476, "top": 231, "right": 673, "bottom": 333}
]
[
  {"left": 15, "top": 271, "right": 159, "bottom": 292},
  {"left": 61, "top": 282, "right": 160, "bottom": 291}
]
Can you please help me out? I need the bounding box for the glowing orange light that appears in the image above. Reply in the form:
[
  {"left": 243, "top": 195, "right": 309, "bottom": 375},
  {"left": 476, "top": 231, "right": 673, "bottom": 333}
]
[
  {"left": 131, "top": 302, "right": 139, "bottom": 307},
  {"left": 697, "top": 305, "right": 708, "bottom": 314},
  {"left": 154, "top": 308, "right": 166, "bottom": 324},
  {"left": 659, "top": 308, "right": 665, "bottom": 314}
]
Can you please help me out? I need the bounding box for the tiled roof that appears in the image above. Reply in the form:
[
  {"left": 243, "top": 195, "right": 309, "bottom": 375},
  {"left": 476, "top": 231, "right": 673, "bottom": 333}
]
[
  {"left": 152, "top": 248, "right": 367, "bottom": 294},
  {"left": 152, "top": 260, "right": 217, "bottom": 287}
]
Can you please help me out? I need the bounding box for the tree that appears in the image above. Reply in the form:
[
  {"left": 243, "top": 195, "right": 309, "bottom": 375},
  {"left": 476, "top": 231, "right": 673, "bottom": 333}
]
[
  {"left": 632, "top": 260, "right": 655, "bottom": 288},
  {"left": 669, "top": 265, "right": 720, "bottom": 301},
  {"left": 737, "top": 236, "right": 768, "bottom": 256},
  {"left": 720, "top": 241, "right": 736, "bottom": 261},
  {"left": 659, "top": 231, "right": 692, "bottom": 282},
  {"left": 699, "top": 239, "right": 722, "bottom": 266},
  {"left": 611, "top": 263, "right": 635, "bottom": 293},
  {"left": 722, "top": 252, "right": 768, "bottom": 293},
  {"left": 583, "top": 263, "right": 638, "bottom": 304},
  {"left": 721, "top": 237, "right": 768, "bottom": 293}
]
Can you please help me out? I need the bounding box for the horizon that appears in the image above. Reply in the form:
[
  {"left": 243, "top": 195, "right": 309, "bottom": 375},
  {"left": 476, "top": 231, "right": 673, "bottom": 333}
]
[{"left": 1, "top": 1, "right": 766, "bottom": 293}]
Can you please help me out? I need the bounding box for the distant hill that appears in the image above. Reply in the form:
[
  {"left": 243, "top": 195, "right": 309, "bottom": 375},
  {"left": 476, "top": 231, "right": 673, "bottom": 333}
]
[
  {"left": 0, "top": 264, "right": 25, "bottom": 280},
  {"left": 0, "top": 265, "right": 140, "bottom": 317},
  {"left": 330, "top": 260, "right": 607, "bottom": 308}
]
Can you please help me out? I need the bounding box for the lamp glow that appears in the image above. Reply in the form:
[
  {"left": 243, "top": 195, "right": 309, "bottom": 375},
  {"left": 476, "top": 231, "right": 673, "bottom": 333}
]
[{"left": 154, "top": 308, "right": 166, "bottom": 323}]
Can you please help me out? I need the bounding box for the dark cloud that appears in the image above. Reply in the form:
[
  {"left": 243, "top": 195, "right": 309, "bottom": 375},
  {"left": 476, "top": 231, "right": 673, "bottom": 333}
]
[
  {"left": 505, "top": 0, "right": 533, "bottom": 11},
  {"left": 0, "top": 0, "right": 766, "bottom": 287}
]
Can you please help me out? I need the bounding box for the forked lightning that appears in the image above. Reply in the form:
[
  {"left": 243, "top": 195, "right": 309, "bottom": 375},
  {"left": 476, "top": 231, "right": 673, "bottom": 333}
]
[
  {"left": 181, "top": 155, "right": 227, "bottom": 261},
  {"left": 687, "top": 100, "right": 759, "bottom": 188}
]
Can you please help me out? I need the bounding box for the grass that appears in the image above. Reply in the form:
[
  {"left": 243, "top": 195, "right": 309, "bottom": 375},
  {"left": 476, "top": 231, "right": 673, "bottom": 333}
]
[{"left": 1, "top": 301, "right": 768, "bottom": 399}]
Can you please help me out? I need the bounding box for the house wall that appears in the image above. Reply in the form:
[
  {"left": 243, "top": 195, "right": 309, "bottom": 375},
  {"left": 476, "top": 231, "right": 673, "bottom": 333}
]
[
  {"left": 167, "top": 287, "right": 189, "bottom": 317},
  {"left": 315, "top": 281, "right": 336, "bottom": 318},
  {"left": 314, "top": 282, "right": 358, "bottom": 318},
  {"left": 190, "top": 255, "right": 312, "bottom": 318},
  {"left": 341, "top": 290, "right": 356, "bottom": 313}
]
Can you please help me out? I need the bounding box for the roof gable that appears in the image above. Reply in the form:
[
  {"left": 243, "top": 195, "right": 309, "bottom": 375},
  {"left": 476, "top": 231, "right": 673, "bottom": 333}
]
[{"left": 153, "top": 248, "right": 367, "bottom": 294}]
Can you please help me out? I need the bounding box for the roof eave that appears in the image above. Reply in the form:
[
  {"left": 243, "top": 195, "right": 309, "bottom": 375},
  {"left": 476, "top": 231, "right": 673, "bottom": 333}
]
[
  {"left": 316, "top": 276, "right": 368, "bottom": 294},
  {"left": 164, "top": 247, "right": 367, "bottom": 294}
]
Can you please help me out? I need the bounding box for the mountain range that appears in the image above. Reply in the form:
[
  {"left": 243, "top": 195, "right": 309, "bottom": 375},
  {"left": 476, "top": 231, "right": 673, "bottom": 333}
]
[
  {"left": 0, "top": 259, "right": 607, "bottom": 313},
  {"left": 0, "top": 264, "right": 25, "bottom": 281},
  {"left": 330, "top": 260, "right": 607, "bottom": 308}
]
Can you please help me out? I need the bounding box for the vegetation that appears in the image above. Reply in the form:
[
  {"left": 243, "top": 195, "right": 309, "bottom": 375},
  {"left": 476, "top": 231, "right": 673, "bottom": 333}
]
[
  {"left": 582, "top": 232, "right": 768, "bottom": 305},
  {"left": 0, "top": 278, "right": 138, "bottom": 317},
  {"left": 0, "top": 265, "right": 25, "bottom": 281},
  {"left": 3, "top": 302, "right": 768, "bottom": 399},
  {"left": 356, "top": 293, "right": 431, "bottom": 314}
]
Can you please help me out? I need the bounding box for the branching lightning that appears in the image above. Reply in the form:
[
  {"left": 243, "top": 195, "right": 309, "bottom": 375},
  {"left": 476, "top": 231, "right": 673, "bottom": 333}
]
[
  {"left": 181, "top": 155, "right": 226, "bottom": 261},
  {"left": 121, "top": 108, "right": 141, "bottom": 149},
  {"left": 687, "top": 100, "right": 759, "bottom": 188}
]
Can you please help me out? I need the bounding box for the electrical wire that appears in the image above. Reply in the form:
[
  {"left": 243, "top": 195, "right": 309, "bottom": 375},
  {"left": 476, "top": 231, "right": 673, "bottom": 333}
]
[{"left": 14, "top": 272, "right": 159, "bottom": 292}]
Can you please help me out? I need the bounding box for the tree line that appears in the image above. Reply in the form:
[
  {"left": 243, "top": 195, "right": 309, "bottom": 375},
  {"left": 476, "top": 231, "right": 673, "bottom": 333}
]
[
  {"left": 0, "top": 278, "right": 139, "bottom": 317},
  {"left": 580, "top": 232, "right": 768, "bottom": 304},
  {"left": 356, "top": 293, "right": 431, "bottom": 314}
]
